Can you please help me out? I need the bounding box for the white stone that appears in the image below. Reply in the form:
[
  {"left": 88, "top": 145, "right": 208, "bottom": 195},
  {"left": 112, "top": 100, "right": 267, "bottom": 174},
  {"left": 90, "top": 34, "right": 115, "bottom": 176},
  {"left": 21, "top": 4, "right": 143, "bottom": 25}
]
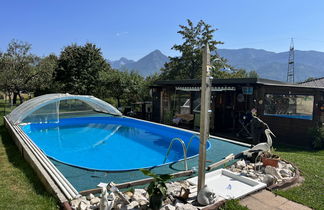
[
  {"left": 134, "top": 189, "right": 147, "bottom": 196},
  {"left": 115, "top": 204, "right": 122, "bottom": 210},
  {"left": 280, "top": 169, "right": 292, "bottom": 177},
  {"left": 89, "top": 204, "right": 99, "bottom": 210},
  {"left": 87, "top": 194, "right": 95, "bottom": 200},
  {"left": 265, "top": 165, "right": 282, "bottom": 179},
  {"left": 164, "top": 204, "right": 176, "bottom": 210},
  {"left": 176, "top": 204, "right": 197, "bottom": 210},
  {"left": 167, "top": 182, "right": 182, "bottom": 196},
  {"left": 175, "top": 202, "right": 184, "bottom": 209},
  {"left": 247, "top": 172, "right": 258, "bottom": 179},
  {"left": 71, "top": 197, "right": 88, "bottom": 210},
  {"left": 278, "top": 161, "right": 286, "bottom": 169},
  {"left": 241, "top": 169, "right": 248, "bottom": 176},
  {"left": 78, "top": 200, "right": 90, "bottom": 210},
  {"left": 126, "top": 201, "right": 139, "bottom": 209},
  {"left": 71, "top": 199, "right": 82, "bottom": 209},
  {"left": 286, "top": 164, "right": 294, "bottom": 171},
  {"left": 262, "top": 174, "right": 275, "bottom": 186},
  {"left": 236, "top": 160, "right": 246, "bottom": 169},
  {"left": 90, "top": 197, "right": 100, "bottom": 205},
  {"left": 124, "top": 191, "right": 133, "bottom": 198},
  {"left": 132, "top": 191, "right": 148, "bottom": 203},
  {"left": 247, "top": 165, "right": 254, "bottom": 170}
]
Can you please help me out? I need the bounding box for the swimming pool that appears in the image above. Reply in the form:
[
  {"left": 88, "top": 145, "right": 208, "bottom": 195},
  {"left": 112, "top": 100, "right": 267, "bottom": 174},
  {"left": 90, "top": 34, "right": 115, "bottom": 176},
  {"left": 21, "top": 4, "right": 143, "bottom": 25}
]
[{"left": 21, "top": 116, "right": 209, "bottom": 171}]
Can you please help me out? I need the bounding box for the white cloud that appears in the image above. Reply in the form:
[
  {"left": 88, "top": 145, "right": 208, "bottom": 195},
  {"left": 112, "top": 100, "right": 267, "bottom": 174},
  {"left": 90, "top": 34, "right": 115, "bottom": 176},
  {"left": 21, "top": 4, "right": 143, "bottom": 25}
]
[{"left": 115, "top": 32, "right": 128, "bottom": 37}]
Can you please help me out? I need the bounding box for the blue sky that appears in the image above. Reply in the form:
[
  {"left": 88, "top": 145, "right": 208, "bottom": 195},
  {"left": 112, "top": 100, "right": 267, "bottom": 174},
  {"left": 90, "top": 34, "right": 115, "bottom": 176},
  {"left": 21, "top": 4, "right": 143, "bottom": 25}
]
[{"left": 1, "top": 0, "right": 324, "bottom": 60}]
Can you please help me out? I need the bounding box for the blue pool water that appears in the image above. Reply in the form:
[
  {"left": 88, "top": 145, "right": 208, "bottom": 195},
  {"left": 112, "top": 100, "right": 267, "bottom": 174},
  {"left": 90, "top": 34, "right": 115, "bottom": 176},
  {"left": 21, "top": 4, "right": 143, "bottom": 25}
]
[{"left": 21, "top": 117, "right": 209, "bottom": 171}]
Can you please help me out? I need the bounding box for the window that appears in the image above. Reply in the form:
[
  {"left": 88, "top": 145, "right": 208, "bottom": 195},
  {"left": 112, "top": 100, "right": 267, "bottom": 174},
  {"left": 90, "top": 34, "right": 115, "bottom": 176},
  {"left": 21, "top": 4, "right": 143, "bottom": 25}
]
[{"left": 264, "top": 94, "right": 314, "bottom": 120}]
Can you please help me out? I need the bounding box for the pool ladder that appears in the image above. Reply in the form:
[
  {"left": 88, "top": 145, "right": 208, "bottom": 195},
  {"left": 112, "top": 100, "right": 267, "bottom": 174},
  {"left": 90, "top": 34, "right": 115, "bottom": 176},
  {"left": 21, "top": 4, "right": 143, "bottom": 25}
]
[{"left": 163, "top": 135, "right": 200, "bottom": 171}]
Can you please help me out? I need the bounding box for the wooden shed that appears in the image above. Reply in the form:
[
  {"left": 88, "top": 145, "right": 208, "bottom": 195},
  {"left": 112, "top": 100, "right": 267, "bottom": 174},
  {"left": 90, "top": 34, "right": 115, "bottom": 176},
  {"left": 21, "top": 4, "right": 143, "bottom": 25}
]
[{"left": 150, "top": 78, "right": 324, "bottom": 148}]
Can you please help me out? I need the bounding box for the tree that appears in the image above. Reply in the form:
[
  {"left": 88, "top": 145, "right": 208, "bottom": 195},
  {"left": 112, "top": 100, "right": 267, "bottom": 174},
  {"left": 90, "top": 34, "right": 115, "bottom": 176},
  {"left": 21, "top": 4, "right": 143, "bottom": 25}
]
[
  {"left": 160, "top": 19, "right": 223, "bottom": 80},
  {"left": 211, "top": 67, "right": 259, "bottom": 79},
  {"left": 123, "top": 71, "right": 145, "bottom": 105},
  {"left": 31, "top": 54, "right": 58, "bottom": 96},
  {"left": 141, "top": 73, "right": 161, "bottom": 101},
  {"left": 54, "top": 43, "right": 110, "bottom": 95},
  {"left": 160, "top": 19, "right": 256, "bottom": 80},
  {"left": 247, "top": 70, "right": 259, "bottom": 78},
  {"left": 104, "top": 70, "right": 145, "bottom": 108},
  {"left": 303, "top": 77, "right": 316, "bottom": 83},
  {"left": 0, "top": 40, "right": 37, "bottom": 104}
]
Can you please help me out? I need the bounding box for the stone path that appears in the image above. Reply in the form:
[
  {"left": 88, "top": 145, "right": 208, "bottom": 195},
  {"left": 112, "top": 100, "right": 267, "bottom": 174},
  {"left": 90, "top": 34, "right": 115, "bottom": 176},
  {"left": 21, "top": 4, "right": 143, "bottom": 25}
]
[{"left": 239, "top": 189, "right": 312, "bottom": 210}]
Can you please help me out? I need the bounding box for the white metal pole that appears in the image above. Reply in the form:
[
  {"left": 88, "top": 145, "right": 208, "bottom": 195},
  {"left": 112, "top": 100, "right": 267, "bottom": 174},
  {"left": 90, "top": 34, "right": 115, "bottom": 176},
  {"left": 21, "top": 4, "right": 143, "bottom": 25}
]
[{"left": 198, "top": 43, "right": 212, "bottom": 192}]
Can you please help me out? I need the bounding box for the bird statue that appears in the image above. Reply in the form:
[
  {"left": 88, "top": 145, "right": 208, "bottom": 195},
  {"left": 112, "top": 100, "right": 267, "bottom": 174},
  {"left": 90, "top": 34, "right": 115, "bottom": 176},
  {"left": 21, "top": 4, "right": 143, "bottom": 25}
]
[
  {"left": 251, "top": 128, "right": 275, "bottom": 152},
  {"left": 235, "top": 126, "right": 276, "bottom": 162},
  {"left": 99, "top": 187, "right": 115, "bottom": 210}
]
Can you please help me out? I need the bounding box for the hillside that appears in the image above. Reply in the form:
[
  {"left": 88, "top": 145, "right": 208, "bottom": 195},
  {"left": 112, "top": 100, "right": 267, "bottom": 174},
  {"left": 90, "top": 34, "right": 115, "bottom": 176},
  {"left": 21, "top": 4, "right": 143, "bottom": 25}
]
[
  {"left": 109, "top": 48, "right": 324, "bottom": 81},
  {"left": 109, "top": 50, "right": 169, "bottom": 76},
  {"left": 218, "top": 48, "right": 324, "bottom": 82}
]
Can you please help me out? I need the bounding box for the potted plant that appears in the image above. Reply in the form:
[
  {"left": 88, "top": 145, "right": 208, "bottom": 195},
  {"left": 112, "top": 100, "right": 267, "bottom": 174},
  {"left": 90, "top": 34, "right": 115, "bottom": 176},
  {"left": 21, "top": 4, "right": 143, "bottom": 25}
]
[
  {"left": 261, "top": 151, "right": 280, "bottom": 167},
  {"left": 140, "top": 169, "right": 173, "bottom": 210}
]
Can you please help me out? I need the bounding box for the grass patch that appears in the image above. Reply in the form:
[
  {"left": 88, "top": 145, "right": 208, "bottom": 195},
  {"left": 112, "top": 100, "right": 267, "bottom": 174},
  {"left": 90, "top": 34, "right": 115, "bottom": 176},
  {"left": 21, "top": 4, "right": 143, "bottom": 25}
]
[
  {"left": 274, "top": 147, "right": 324, "bottom": 210},
  {"left": 0, "top": 105, "right": 58, "bottom": 209},
  {"left": 220, "top": 199, "right": 249, "bottom": 210}
]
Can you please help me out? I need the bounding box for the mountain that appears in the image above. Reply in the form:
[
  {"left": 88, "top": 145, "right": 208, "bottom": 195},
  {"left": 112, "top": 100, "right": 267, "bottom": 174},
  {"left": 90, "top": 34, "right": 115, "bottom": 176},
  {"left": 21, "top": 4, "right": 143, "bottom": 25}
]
[
  {"left": 109, "top": 50, "right": 169, "bottom": 76},
  {"left": 110, "top": 48, "right": 324, "bottom": 82},
  {"left": 109, "top": 57, "right": 135, "bottom": 69},
  {"left": 217, "top": 48, "right": 324, "bottom": 82}
]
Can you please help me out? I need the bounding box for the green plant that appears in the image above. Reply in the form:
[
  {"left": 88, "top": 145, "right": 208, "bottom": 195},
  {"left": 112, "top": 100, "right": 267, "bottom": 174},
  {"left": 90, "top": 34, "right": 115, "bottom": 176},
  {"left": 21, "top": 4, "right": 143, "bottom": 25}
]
[
  {"left": 309, "top": 126, "right": 324, "bottom": 149},
  {"left": 162, "top": 110, "right": 174, "bottom": 124},
  {"left": 140, "top": 169, "right": 173, "bottom": 210},
  {"left": 220, "top": 199, "right": 249, "bottom": 210}
]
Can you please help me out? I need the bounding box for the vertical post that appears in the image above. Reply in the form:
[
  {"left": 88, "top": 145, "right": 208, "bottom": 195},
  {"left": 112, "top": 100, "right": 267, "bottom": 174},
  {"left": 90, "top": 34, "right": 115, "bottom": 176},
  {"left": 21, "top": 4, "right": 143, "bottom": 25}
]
[{"left": 198, "top": 43, "right": 212, "bottom": 192}]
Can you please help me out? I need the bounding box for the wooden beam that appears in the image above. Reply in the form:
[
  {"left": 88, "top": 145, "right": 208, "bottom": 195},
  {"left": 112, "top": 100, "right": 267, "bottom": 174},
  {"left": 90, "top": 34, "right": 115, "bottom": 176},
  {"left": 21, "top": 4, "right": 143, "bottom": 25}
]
[
  {"left": 198, "top": 44, "right": 212, "bottom": 192},
  {"left": 79, "top": 170, "right": 194, "bottom": 195}
]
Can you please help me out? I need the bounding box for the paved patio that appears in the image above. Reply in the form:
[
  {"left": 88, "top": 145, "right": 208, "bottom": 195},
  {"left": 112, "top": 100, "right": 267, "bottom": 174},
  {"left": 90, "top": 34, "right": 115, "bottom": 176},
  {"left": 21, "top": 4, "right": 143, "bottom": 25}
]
[{"left": 239, "top": 189, "right": 312, "bottom": 210}]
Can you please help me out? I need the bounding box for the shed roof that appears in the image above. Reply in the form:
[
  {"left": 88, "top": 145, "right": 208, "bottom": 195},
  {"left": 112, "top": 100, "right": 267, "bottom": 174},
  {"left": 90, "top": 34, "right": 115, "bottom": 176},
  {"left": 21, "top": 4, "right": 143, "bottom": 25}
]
[
  {"left": 152, "top": 77, "right": 324, "bottom": 90},
  {"left": 154, "top": 78, "right": 287, "bottom": 86}
]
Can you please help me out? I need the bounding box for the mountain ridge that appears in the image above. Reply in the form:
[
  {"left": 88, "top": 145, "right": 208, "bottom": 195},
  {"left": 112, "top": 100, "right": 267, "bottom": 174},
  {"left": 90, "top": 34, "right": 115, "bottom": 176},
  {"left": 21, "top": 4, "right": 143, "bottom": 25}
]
[{"left": 109, "top": 48, "right": 324, "bottom": 82}]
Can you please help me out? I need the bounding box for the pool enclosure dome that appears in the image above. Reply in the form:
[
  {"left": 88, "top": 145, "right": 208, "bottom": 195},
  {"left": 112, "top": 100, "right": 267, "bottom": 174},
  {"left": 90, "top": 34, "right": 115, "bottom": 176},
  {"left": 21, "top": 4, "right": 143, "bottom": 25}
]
[{"left": 7, "top": 93, "right": 122, "bottom": 124}]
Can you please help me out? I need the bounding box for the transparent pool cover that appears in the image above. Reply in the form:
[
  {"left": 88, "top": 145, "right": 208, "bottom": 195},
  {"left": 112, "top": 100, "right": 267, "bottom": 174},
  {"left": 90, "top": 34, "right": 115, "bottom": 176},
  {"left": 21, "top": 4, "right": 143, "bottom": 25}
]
[{"left": 7, "top": 93, "right": 122, "bottom": 124}]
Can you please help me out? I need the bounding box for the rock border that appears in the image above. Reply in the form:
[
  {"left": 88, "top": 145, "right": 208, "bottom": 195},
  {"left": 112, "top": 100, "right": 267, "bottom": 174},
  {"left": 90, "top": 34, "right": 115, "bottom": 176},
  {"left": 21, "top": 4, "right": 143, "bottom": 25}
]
[{"left": 267, "top": 159, "right": 301, "bottom": 190}]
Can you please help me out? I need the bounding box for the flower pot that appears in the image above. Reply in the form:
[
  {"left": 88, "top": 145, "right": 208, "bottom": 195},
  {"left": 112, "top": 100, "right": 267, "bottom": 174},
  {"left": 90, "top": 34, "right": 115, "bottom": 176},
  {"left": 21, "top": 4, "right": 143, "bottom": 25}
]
[{"left": 261, "top": 157, "right": 279, "bottom": 167}]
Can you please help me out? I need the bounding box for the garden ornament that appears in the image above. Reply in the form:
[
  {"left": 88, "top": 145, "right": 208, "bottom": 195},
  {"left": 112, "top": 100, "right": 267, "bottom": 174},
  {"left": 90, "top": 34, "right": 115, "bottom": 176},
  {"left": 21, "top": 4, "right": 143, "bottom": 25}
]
[{"left": 197, "top": 185, "right": 216, "bottom": 206}]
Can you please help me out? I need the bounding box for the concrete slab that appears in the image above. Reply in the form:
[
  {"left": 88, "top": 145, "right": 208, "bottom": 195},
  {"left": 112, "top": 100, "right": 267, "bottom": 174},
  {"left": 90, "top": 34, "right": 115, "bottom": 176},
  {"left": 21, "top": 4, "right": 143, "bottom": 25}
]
[
  {"left": 240, "top": 196, "right": 277, "bottom": 210},
  {"left": 278, "top": 201, "right": 312, "bottom": 210},
  {"left": 251, "top": 190, "right": 288, "bottom": 207},
  {"left": 240, "top": 190, "right": 311, "bottom": 210}
]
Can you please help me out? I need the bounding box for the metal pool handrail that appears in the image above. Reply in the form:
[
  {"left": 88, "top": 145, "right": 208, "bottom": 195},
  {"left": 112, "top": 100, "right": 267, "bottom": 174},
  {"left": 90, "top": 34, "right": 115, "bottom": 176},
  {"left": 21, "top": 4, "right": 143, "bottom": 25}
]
[
  {"left": 187, "top": 134, "right": 200, "bottom": 152},
  {"left": 163, "top": 137, "right": 188, "bottom": 171}
]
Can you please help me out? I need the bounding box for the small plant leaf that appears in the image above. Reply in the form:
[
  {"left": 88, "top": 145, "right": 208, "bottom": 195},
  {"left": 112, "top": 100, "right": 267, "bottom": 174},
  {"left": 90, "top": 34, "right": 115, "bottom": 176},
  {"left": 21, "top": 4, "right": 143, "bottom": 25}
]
[
  {"left": 140, "top": 168, "right": 158, "bottom": 179},
  {"left": 160, "top": 174, "right": 173, "bottom": 181}
]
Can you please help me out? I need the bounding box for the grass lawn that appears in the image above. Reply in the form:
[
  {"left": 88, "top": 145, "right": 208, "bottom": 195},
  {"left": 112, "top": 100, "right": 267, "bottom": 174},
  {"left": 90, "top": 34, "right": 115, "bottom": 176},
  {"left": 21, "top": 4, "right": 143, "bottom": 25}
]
[
  {"left": 0, "top": 105, "right": 59, "bottom": 209},
  {"left": 275, "top": 147, "right": 324, "bottom": 210}
]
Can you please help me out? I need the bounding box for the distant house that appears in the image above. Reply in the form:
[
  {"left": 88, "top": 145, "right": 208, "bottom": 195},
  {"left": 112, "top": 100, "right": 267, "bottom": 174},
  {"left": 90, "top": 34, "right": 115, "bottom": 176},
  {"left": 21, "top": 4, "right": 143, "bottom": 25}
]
[{"left": 150, "top": 78, "right": 324, "bottom": 148}]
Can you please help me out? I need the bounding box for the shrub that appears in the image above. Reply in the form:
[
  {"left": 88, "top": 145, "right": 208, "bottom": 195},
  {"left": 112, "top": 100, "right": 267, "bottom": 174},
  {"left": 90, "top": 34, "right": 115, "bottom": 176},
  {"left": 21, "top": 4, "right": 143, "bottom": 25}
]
[{"left": 309, "top": 126, "right": 324, "bottom": 149}]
